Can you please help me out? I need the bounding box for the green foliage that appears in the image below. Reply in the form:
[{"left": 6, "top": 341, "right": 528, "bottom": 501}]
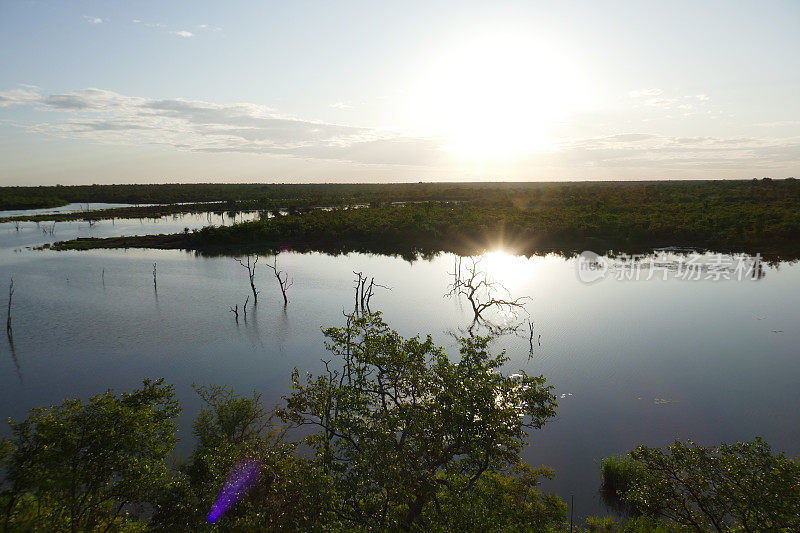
[
  {"left": 0, "top": 195, "right": 67, "bottom": 210},
  {"left": 420, "top": 462, "right": 567, "bottom": 532},
  {"left": 193, "top": 179, "right": 800, "bottom": 258},
  {"left": 0, "top": 379, "right": 179, "bottom": 532},
  {"left": 149, "top": 385, "right": 332, "bottom": 532},
  {"left": 599, "top": 454, "right": 647, "bottom": 515},
  {"left": 51, "top": 180, "right": 800, "bottom": 259},
  {"left": 278, "top": 313, "right": 559, "bottom": 531},
  {"left": 577, "top": 515, "right": 677, "bottom": 533},
  {"left": 620, "top": 438, "right": 800, "bottom": 532},
  {"left": 586, "top": 515, "right": 616, "bottom": 531}
]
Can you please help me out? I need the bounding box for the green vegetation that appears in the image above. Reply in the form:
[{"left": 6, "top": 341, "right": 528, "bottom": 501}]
[
  {"left": 0, "top": 379, "right": 178, "bottom": 532},
  {"left": 601, "top": 439, "right": 800, "bottom": 532},
  {"left": 49, "top": 178, "right": 800, "bottom": 259},
  {"left": 599, "top": 454, "right": 647, "bottom": 515},
  {"left": 0, "top": 179, "right": 796, "bottom": 209},
  {"left": 0, "top": 195, "right": 68, "bottom": 211},
  {"left": 278, "top": 313, "right": 558, "bottom": 530}
]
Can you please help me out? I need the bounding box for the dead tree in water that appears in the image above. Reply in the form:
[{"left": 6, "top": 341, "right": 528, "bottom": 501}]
[
  {"left": 152, "top": 263, "right": 157, "bottom": 291},
  {"left": 84, "top": 204, "right": 96, "bottom": 227},
  {"left": 42, "top": 222, "right": 56, "bottom": 236},
  {"left": 266, "top": 256, "right": 293, "bottom": 306},
  {"left": 229, "top": 304, "right": 239, "bottom": 322},
  {"left": 446, "top": 256, "right": 531, "bottom": 338},
  {"left": 447, "top": 256, "right": 528, "bottom": 322},
  {"left": 243, "top": 295, "right": 250, "bottom": 322},
  {"left": 234, "top": 255, "right": 260, "bottom": 306},
  {"left": 352, "top": 271, "right": 391, "bottom": 315},
  {"left": 13, "top": 221, "right": 21, "bottom": 231}
]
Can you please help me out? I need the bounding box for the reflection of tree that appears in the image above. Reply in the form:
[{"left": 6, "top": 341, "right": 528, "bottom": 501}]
[
  {"left": 446, "top": 257, "right": 534, "bottom": 347},
  {"left": 6, "top": 277, "right": 21, "bottom": 381},
  {"left": 8, "top": 333, "right": 21, "bottom": 383}
]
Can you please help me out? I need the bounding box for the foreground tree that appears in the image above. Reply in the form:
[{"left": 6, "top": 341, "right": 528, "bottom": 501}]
[
  {"left": 0, "top": 379, "right": 179, "bottom": 532},
  {"left": 608, "top": 438, "right": 800, "bottom": 532},
  {"left": 149, "top": 385, "right": 332, "bottom": 532},
  {"left": 279, "top": 313, "right": 559, "bottom": 531}
]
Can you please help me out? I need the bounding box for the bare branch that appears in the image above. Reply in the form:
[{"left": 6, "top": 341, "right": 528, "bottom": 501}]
[
  {"left": 234, "top": 254, "right": 260, "bottom": 305},
  {"left": 266, "top": 256, "right": 291, "bottom": 306}
]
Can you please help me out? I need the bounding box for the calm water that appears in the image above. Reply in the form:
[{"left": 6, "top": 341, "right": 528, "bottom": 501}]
[{"left": 1, "top": 213, "right": 798, "bottom": 519}]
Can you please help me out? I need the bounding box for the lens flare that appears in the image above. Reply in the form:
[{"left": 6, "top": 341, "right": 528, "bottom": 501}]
[{"left": 207, "top": 459, "right": 262, "bottom": 524}]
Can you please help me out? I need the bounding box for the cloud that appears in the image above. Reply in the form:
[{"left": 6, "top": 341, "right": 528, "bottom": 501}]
[
  {"left": 543, "top": 133, "right": 800, "bottom": 171},
  {"left": 646, "top": 97, "right": 679, "bottom": 108},
  {"left": 629, "top": 90, "right": 710, "bottom": 111},
  {"left": 329, "top": 102, "right": 352, "bottom": 109},
  {"left": 0, "top": 87, "right": 446, "bottom": 167},
  {"left": 2, "top": 87, "right": 797, "bottom": 175},
  {"left": 84, "top": 16, "right": 103, "bottom": 25},
  {"left": 629, "top": 88, "right": 663, "bottom": 98},
  {"left": 173, "top": 30, "right": 194, "bottom": 38},
  {"left": 756, "top": 120, "right": 800, "bottom": 127},
  {"left": 0, "top": 88, "right": 41, "bottom": 107}
]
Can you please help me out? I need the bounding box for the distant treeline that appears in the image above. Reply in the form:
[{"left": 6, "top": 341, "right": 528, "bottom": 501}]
[
  {"left": 2, "top": 178, "right": 798, "bottom": 210},
  {"left": 50, "top": 178, "right": 800, "bottom": 260},
  {"left": 0, "top": 195, "right": 68, "bottom": 210}
]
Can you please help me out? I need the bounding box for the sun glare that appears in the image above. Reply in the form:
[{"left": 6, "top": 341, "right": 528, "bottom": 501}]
[
  {"left": 416, "top": 31, "right": 582, "bottom": 161},
  {"left": 481, "top": 250, "right": 532, "bottom": 288}
]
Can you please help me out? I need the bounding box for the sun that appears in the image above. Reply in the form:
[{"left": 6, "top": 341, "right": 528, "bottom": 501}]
[
  {"left": 414, "top": 30, "right": 583, "bottom": 161},
  {"left": 481, "top": 250, "right": 533, "bottom": 289}
]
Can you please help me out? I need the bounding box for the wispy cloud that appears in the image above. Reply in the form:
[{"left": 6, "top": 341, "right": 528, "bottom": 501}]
[
  {"left": 544, "top": 133, "right": 800, "bottom": 171},
  {"left": 0, "top": 87, "right": 445, "bottom": 167},
  {"left": 646, "top": 97, "right": 679, "bottom": 108},
  {"left": 84, "top": 16, "right": 103, "bottom": 25},
  {"left": 630, "top": 90, "right": 711, "bottom": 112},
  {"left": 1, "top": 87, "right": 797, "bottom": 174},
  {"left": 629, "top": 88, "right": 663, "bottom": 98},
  {"left": 173, "top": 30, "right": 194, "bottom": 38},
  {"left": 329, "top": 102, "right": 352, "bottom": 109}
]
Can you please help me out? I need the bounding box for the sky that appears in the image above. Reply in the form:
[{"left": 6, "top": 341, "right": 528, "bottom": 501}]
[{"left": 0, "top": 0, "right": 798, "bottom": 185}]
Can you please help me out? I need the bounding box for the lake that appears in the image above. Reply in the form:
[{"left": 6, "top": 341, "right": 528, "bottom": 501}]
[{"left": 1, "top": 211, "right": 798, "bottom": 519}]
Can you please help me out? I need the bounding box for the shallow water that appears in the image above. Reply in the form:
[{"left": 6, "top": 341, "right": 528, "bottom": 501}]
[{"left": 0, "top": 213, "right": 798, "bottom": 519}]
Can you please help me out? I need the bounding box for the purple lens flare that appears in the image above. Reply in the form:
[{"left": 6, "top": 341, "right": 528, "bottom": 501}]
[{"left": 207, "top": 458, "right": 262, "bottom": 524}]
